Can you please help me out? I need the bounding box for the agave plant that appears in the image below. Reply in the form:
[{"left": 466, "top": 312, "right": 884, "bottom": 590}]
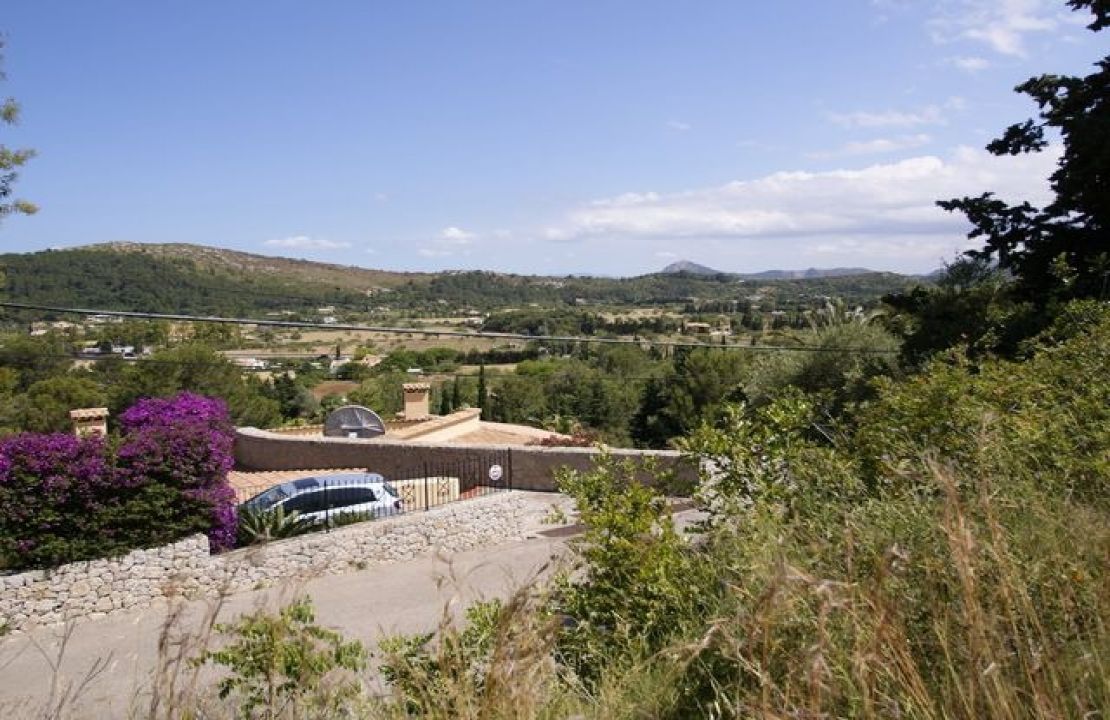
[{"left": 236, "top": 505, "right": 318, "bottom": 546}]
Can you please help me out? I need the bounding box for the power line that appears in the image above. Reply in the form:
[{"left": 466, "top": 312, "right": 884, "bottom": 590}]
[{"left": 0, "top": 301, "right": 898, "bottom": 355}]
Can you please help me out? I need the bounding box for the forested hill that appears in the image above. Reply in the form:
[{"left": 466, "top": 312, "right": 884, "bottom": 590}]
[{"left": 0, "top": 243, "right": 927, "bottom": 317}]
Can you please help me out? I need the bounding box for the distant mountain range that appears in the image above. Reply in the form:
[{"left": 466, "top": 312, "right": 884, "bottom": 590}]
[
  {"left": 0, "top": 243, "right": 929, "bottom": 318},
  {"left": 661, "top": 259, "right": 878, "bottom": 280}
]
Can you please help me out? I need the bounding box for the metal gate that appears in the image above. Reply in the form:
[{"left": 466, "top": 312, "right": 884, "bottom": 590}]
[{"left": 387, "top": 448, "right": 512, "bottom": 511}]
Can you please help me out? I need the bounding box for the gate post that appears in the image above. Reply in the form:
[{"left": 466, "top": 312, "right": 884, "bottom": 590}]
[{"left": 423, "top": 461, "right": 430, "bottom": 512}]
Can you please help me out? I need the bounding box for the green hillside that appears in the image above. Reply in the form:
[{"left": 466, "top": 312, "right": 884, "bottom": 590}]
[{"left": 0, "top": 243, "right": 927, "bottom": 318}]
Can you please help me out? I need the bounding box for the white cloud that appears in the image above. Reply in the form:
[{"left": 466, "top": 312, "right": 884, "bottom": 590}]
[
  {"left": 666, "top": 120, "right": 692, "bottom": 132},
  {"left": 928, "top": 0, "right": 1069, "bottom": 57},
  {"left": 419, "top": 226, "right": 478, "bottom": 259},
  {"left": 809, "top": 134, "right": 932, "bottom": 159},
  {"left": 264, "top": 235, "right": 351, "bottom": 250},
  {"left": 541, "top": 145, "right": 1059, "bottom": 263},
  {"left": 829, "top": 98, "right": 963, "bottom": 128},
  {"left": 440, "top": 226, "right": 476, "bottom": 244},
  {"left": 946, "top": 54, "right": 991, "bottom": 71}
]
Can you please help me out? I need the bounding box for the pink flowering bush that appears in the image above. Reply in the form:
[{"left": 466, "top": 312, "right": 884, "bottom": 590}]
[
  {"left": 0, "top": 392, "right": 237, "bottom": 570},
  {"left": 117, "top": 393, "right": 238, "bottom": 552}
]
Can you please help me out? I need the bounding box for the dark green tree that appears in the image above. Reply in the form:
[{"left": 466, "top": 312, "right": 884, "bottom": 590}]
[
  {"left": 0, "top": 333, "right": 73, "bottom": 390},
  {"left": 16, "top": 375, "right": 107, "bottom": 433},
  {"left": 938, "top": 0, "right": 1109, "bottom": 304},
  {"left": 489, "top": 374, "right": 546, "bottom": 424},
  {"left": 271, "top": 372, "right": 318, "bottom": 421},
  {"left": 476, "top": 364, "right": 488, "bottom": 420},
  {"left": 112, "top": 343, "right": 281, "bottom": 427}
]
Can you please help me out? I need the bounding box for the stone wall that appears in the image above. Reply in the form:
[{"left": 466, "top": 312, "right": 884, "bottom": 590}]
[
  {"left": 234, "top": 427, "right": 698, "bottom": 491},
  {"left": 0, "top": 535, "right": 210, "bottom": 631},
  {"left": 0, "top": 492, "right": 527, "bottom": 634}
]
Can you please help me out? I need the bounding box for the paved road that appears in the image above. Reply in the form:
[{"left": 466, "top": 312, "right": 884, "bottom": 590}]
[
  {"left": 0, "top": 491, "right": 703, "bottom": 719},
  {"left": 0, "top": 533, "right": 569, "bottom": 719}
]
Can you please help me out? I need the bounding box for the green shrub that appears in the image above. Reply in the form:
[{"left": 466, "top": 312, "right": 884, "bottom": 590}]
[
  {"left": 551, "top": 454, "right": 707, "bottom": 685},
  {"left": 196, "top": 598, "right": 367, "bottom": 719},
  {"left": 236, "top": 506, "right": 318, "bottom": 546},
  {"left": 850, "top": 302, "right": 1110, "bottom": 505}
]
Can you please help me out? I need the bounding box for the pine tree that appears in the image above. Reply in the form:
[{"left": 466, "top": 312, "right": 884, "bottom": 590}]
[
  {"left": 938, "top": 0, "right": 1109, "bottom": 304},
  {"left": 477, "top": 364, "right": 488, "bottom": 420}
]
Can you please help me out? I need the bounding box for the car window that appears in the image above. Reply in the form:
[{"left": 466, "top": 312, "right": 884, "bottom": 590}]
[
  {"left": 283, "top": 491, "right": 329, "bottom": 515},
  {"left": 328, "top": 486, "right": 377, "bottom": 509}
]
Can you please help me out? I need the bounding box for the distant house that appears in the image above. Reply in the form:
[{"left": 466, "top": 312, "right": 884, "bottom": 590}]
[
  {"left": 683, "top": 322, "right": 713, "bottom": 334},
  {"left": 86, "top": 314, "right": 122, "bottom": 325},
  {"left": 234, "top": 357, "right": 268, "bottom": 370},
  {"left": 329, "top": 357, "right": 353, "bottom": 374}
]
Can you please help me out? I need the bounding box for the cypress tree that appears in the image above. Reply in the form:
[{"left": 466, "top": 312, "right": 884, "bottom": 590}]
[{"left": 477, "top": 364, "right": 488, "bottom": 420}]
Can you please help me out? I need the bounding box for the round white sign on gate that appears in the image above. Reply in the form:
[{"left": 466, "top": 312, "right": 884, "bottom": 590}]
[{"left": 488, "top": 464, "right": 503, "bottom": 482}]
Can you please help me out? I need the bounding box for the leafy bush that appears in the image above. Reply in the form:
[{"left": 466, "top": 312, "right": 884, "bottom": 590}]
[
  {"left": 0, "top": 433, "right": 117, "bottom": 569},
  {"left": 195, "top": 597, "right": 367, "bottom": 719},
  {"left": 379, "top": 600, "right": 505, "bottom": 713},
  {"left": 117, "top": 392, "right": 238, "bottom": 551},
  {"left": 850, "top": 302, "right": 1110, "bottom": 505},
  {"left": 0, "top": 392, "right": 238, "bottom": 569},
  {"left": 552, "top": 454, "right": 705, "bottom": 685}
]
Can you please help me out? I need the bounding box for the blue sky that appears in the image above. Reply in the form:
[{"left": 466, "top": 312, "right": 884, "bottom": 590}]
[{"left": 1, "top": 1, "right": 1103, "bottom": 275}]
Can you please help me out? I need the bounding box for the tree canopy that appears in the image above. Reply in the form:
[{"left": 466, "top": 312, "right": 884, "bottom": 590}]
[{"left": 938, "top": 0, "right": 1109, "bottom": 304}]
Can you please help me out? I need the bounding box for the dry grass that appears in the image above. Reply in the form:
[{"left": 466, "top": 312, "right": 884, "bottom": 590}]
[{"left": 576, "top": 465, "right": 1110, "bottom": 719}]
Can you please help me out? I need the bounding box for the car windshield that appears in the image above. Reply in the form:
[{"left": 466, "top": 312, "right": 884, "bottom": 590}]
[{"left": 243, "top": 483, "right": 294, "bottom": 510}]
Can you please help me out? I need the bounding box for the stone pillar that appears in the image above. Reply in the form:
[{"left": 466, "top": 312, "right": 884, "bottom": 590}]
[
  {"left": 402, "top": 383, "right": 431, "bottom": 420},
  {"left": 70, "top": 407, "right": 109, "bottom": 438}
]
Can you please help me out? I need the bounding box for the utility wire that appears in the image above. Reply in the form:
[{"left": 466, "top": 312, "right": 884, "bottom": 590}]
[{"left": 0, "top": 301, "right": 898, "bottom": 355}]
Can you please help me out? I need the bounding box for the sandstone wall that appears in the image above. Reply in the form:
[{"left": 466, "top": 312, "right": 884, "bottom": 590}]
[
  {"left": 234, "top": 427, "right": 698, "bottom": 491},
  {"left": 0, "top": 492, "right": 526, "bottom": 634}
]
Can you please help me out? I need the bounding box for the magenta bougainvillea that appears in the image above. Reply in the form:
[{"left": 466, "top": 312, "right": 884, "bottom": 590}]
[
  {"left": 0, "top": 392, "right": 238, "bottom": 570},
  {"left": 117, "top": 393, "right": 237, "bottom": 551}
]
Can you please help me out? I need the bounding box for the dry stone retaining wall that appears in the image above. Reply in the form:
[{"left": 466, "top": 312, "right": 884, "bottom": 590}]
[{"left": 0, "top": 492, "right": 526, "bottom": 634}]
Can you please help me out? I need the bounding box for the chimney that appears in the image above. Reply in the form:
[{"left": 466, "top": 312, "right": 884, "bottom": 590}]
[
  {"left": 402, "top": 383, "right": 431, "bottom": 421},
  {"left": 70, "top": 407, "right": 109, "bottom": 438}
]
